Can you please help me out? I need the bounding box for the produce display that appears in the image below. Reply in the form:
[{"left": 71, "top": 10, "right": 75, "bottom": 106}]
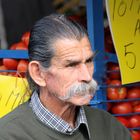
[
  {"left": 0, "top": 13, "right": 139, "bottom": 139},
  {"left": 105, "top": 26, "right": 140, "bottom": 139},
  {"left": 0, "top": 32, "right": 30, "bottom": 77}
]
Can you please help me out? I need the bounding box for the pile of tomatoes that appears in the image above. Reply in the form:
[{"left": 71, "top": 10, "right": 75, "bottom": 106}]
[
  {"left": 106, "top": 63, "right": 140, "bottom": 140},
  {"left": 106, "top": 62, "right": 140, "bottom": 112},
  {"left": 106, "top": 63, "right": 140, "bottom": 139},
  {"left": 0, "top": 32, "right": 30, "bottom": 78},
  {"left": 105, "top": 25, "right": 140, "bottom": 139}
]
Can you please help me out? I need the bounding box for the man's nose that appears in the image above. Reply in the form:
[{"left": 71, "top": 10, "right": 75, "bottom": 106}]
[{"left": 78, "top": 64, "right": 92, "bottom": 83}]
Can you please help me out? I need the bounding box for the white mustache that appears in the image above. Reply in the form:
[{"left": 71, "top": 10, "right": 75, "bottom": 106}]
[{"left": 59, "top": 79, "right": 98, "bottom": 101}]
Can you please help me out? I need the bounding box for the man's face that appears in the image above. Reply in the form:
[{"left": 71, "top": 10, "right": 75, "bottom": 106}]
[{"left": 44, "top": 37, "right": 97, "bottom": 106}]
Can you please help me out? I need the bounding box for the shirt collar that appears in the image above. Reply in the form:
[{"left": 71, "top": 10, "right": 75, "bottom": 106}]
[{"left": 30, "top": 91, "right": 90, "bottom": 138}]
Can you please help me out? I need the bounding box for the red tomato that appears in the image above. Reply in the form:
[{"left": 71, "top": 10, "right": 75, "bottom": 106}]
[
  {"left": 107, "top": 87, "right": 127, "bottom": 100},
  {"left": 0, "top": 65, "right": 8, "bottom": 75},
  {"left": 107, "top": 80, "right": 127, "bottom": 100},
  {"left": 21, "top": 31, "right": 30, "bottom": 47},
  {"left": 130, "top": 130, "right": 140, "bottom": 140},
  {"left": 129, "top": 115, "right": 140, "bottom": 128},
  {"left": 17, "top": 60, "right": 28, "bottom": 73},
  {"left": 10, "top": 43, "right": 17, "bottom": 50},
  {"left": 108, "top": 79, "right": 121, "bottom": 86},
  {"left": 132, "top": 101, "right": 140, "bottom": 107},
  {"left": 134, "top": 104, "right": 140, "bottom": 113},
  {"left": 3, "top": 58, "right": 18, "bottom": 70},
  {"left": 107, "top": 62, "right": 121, "bottom": 80},
  {"left": 17, "top": 60, "right": 28, "bottom": 77},
  {"left": 111, "top": 102, "right": 133, "bottom": 114},
  {"left": 116, "top": 116, "right": 129, "bottom": 128},
  {"left": 15, "top": 42, "right": 27, "bottom": 50},
  {"left": 127, "top": 88, "right": 140, "bottom": 106},
  {"left": 127, "top": 88, "right": 140, "bottom": 99}
]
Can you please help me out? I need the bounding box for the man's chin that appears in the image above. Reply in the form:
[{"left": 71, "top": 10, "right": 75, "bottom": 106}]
[{"left": 67, "top": 94, "right": 93, "bottom": 106}]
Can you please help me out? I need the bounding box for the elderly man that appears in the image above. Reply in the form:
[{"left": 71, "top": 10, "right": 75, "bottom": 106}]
[{"left": 0, "top": 14, "right": 132, "bottom": 140}]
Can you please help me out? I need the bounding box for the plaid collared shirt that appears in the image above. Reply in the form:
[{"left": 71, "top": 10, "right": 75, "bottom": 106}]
[{"left": 30, "top": 91, "right": 90, "bottom": 137}]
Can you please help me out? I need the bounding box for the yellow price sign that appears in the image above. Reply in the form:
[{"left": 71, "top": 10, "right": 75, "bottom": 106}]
[
  {"left": 0, "top": 75, "right": 31, "bottom": 118},
  {"left": 106, "top": 0, "right": 140, "bottom": 84}
]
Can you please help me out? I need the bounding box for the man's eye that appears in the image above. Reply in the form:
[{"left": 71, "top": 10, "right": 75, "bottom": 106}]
[{"left": 66, "top": 63, "right": 78, "bottom": 67}]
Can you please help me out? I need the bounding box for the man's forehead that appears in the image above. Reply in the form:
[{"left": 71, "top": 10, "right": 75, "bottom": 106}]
[{"left": 53, "top": 37, "right": 93, "bottom": 59}]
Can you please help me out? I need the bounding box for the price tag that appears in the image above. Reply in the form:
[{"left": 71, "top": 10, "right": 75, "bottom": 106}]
[{"left": 106, "top": 0, "right": 140, "bottom": 84}]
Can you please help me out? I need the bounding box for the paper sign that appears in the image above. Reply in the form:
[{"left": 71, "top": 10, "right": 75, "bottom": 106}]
[
  {"left": 0, "top": 75, "right": 31, "bottom": 118},
  {"left": 106, "top": 0, "right": 140, "bottom": 84}
]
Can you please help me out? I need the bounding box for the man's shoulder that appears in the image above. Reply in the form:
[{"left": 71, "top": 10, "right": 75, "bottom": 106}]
[
  {"left": 83, "top": 105, "right": 132, "bottom": 139},
  {"left": 0, "top": 101, "right": 40, "bottom": 139}
]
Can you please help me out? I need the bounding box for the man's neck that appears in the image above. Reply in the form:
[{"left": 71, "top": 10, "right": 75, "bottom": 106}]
[{"left": 39, "top": 91, "right": 78, "bottom": 128}]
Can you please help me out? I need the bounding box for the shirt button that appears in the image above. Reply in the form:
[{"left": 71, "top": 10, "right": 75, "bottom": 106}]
[{"left": 68, "top": 128, "right": 72, "bottom": 132}]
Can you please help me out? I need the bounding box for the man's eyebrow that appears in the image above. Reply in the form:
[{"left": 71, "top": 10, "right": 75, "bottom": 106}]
[{"left": 65, "top": 59, "right": 81, "bottom": 64}]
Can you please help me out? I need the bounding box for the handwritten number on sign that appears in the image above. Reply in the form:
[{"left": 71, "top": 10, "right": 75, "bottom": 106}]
[
  {"left": 124, "top": 43, "right": 136, "bottom": 69},
  {"left": 117, "top": 0, "right": 127, "bottom": 17}
]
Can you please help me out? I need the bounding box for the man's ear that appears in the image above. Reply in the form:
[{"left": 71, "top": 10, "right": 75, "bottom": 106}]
[{"left": 28, "top": 61, "right": 47, "bottom": 87}]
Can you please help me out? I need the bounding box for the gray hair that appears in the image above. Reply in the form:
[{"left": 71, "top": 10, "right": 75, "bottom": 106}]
[{"left": 27, "top": 14, "right": 88, "bottom": 92}]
